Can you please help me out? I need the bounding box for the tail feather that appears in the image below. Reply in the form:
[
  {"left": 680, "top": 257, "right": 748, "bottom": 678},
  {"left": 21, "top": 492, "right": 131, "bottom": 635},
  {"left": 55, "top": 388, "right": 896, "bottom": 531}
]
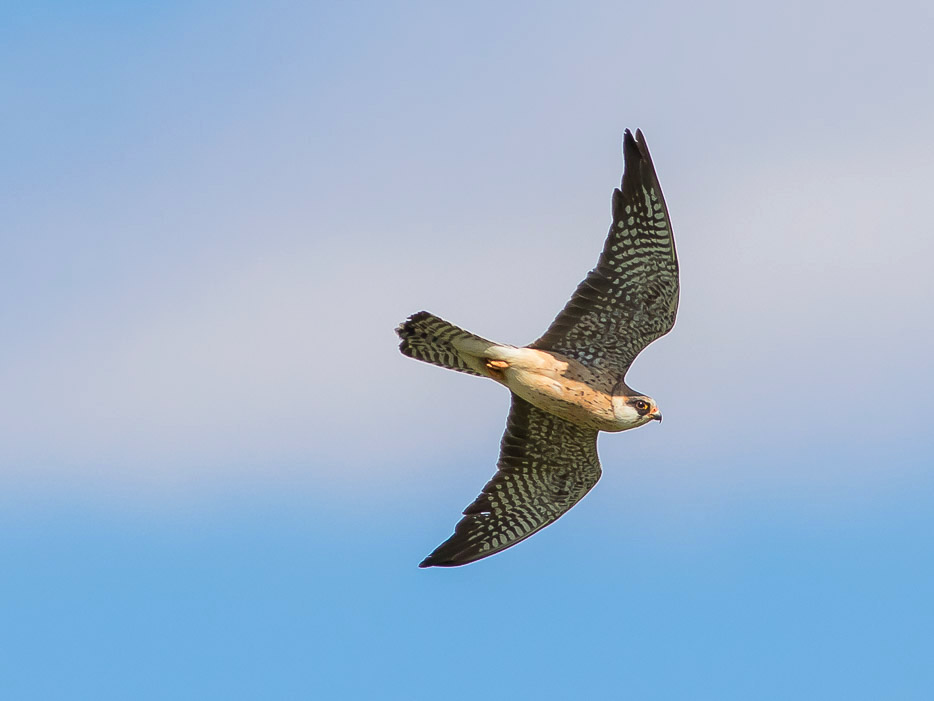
[{"left": 396, "top": 312, "right": 501, "bottom": 376}]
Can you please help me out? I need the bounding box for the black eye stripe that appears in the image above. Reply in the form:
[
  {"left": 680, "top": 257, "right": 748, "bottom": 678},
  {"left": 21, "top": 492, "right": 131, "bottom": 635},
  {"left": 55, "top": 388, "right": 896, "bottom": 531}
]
[{"left": 629, "top": 399, "right": 650, "bottom": 413}]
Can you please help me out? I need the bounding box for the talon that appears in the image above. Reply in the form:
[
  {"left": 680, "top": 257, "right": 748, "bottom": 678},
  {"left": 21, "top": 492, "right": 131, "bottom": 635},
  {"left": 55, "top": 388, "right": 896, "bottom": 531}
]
[{"left": 484, "top": 359, "right": 509, "bottom": 379}]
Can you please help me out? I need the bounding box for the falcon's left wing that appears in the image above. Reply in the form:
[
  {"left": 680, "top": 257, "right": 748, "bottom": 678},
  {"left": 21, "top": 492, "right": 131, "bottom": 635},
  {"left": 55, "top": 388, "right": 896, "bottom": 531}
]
[
  {"left": 531, "top": 129, "right": 679, "bottom": 379},
  {"left": 420, "top": 395, "right": 601, "bottom": 568}
]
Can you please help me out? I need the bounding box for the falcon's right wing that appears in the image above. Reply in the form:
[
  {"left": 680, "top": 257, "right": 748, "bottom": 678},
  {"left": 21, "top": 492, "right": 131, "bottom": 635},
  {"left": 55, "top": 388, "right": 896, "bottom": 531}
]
[
  {"left": 531, "top": 129, "right": 679, "bottom": 380},
  {"left": 419, "top": 395, "right": 601, "bottom": 568}
]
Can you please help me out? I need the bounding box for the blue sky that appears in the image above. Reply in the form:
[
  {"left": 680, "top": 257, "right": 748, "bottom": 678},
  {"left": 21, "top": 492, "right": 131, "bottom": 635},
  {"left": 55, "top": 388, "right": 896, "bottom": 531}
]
[{"left": 2, "top": 1, "right": 933, "bottom": 698}]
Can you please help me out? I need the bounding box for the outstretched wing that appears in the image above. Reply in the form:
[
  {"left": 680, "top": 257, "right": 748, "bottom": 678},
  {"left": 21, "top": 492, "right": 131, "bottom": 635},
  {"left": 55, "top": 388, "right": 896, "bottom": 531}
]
[
  {"left": 420, "top": 395, "right": 601, "bottom": 568},
  {"left": 531, "top": 129, "right": 679, "bottom": 379}
]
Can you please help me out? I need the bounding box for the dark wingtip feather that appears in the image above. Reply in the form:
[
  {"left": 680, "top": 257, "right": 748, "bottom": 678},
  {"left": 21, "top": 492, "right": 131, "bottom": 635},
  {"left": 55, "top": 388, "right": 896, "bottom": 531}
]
[
  {"left": 419, "top": 536, "right": 468, "bottom": 567},
  {"left": 619, "top": 127, "right": 660, "bottom": 202},
  {"left": 623, "top": 127, "right": 636, "bottom": 148},
  {"left": 418, "top": 552, "right": 461, "bottom": 568},
  {"left": 622, "top": 127, "right": 646, "bottom": 165}
]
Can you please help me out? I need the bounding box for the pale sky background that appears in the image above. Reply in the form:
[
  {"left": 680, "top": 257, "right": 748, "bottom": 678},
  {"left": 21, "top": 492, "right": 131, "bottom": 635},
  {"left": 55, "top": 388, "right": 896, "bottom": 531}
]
[{"left": 2, "top": 1, "right": 933, "bottom": 699}]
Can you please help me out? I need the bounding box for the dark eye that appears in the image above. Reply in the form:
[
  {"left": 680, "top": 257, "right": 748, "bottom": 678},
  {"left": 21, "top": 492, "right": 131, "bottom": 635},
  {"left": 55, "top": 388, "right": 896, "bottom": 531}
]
[{"left": 635, "top": 400, "right": 649, "bottom": 413}]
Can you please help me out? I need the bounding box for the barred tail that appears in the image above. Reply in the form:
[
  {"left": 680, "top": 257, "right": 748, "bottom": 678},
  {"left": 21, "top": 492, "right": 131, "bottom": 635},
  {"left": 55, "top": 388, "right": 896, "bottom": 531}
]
[{"left": 396, "top": 311, "right": 503, "bottom": 377}]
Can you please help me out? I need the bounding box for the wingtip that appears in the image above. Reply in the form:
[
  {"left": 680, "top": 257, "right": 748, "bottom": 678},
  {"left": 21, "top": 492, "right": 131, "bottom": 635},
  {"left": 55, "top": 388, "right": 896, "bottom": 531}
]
[
  {"left": 418, "top": 555, "right": 454, "bottom": 568},
  {"left": 418, "top": 546, "right": 446, "bottom": 568},
  {"left": 622, "top": 128, "right": 636, "bottom": 153},
  {"left": 622, "top": 127, "right": 650, "bottom": 158},
  {"left": 419, "top": 544, "right": 477, "bottom": 568},
  {"left": 618, "top": 127, "right": 659, "bottom": 198},
  {"left": 622, "top": 128, "right": 641, "bottom": 164}
]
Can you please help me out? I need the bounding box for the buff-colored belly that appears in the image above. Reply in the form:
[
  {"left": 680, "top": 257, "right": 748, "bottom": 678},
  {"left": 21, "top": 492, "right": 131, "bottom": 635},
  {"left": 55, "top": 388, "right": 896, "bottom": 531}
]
[{"left": 484, "top": 348, "right": 623, "bottom": 432}]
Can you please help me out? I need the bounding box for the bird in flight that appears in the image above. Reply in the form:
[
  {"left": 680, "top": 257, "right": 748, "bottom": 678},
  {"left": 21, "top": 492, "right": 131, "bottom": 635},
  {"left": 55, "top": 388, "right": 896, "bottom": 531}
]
[{"left": 397, "top": 129, "right": 679, "bottom": 567}]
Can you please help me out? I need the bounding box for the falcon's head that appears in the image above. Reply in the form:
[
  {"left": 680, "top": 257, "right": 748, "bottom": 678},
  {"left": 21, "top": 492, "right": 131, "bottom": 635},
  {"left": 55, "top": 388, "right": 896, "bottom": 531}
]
[{"left": 611, "top": 394, "right": 662, "bottom": 431}]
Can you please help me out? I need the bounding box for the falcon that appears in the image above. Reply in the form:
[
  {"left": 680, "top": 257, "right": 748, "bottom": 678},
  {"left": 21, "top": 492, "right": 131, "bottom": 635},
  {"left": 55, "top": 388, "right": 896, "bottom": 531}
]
[{"left": 397, "top": 129, "right": 679, "bottom": 567}]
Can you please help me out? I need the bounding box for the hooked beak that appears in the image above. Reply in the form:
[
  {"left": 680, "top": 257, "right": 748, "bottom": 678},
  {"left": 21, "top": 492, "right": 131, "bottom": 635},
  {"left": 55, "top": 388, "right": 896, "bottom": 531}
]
[{"left": 649, "top": 411, "right": 662, "bottom": 422}]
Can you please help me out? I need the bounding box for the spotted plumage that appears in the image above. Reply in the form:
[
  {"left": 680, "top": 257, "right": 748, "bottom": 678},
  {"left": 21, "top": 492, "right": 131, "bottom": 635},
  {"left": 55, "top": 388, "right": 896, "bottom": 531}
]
[{"left": 397, "top": 129, "right": 679, "bottom": 567}]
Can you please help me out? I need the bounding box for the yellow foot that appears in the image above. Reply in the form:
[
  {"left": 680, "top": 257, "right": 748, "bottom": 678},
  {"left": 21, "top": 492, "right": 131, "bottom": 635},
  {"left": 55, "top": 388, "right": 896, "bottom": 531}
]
[{"left": 484, "top": 359, "right": 509, "bottom": 379}]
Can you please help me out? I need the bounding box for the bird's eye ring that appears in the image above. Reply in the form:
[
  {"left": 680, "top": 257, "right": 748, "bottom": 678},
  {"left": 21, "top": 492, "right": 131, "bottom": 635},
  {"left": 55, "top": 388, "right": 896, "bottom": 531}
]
[{"left": 635, "top": 400, "right": 649, "bottom": 413}]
